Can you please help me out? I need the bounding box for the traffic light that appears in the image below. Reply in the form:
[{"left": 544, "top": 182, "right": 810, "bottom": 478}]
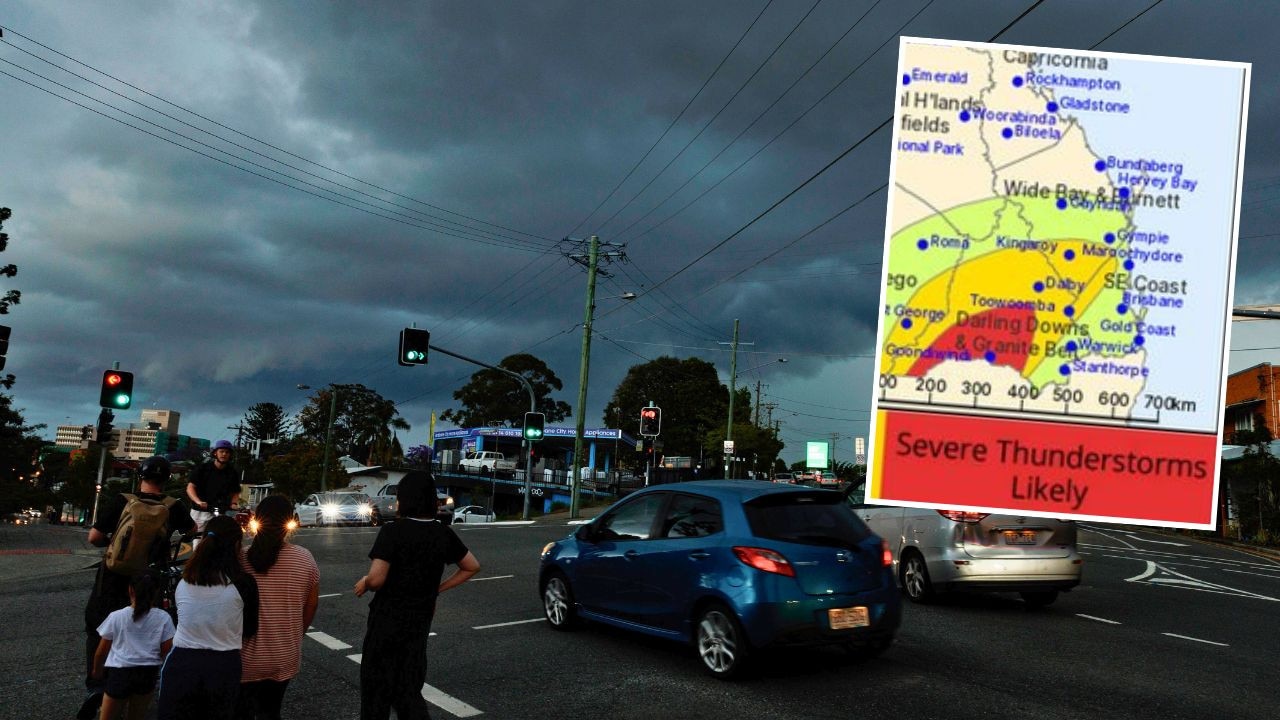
[
  {"left": 523, "top": 412, "right": 545, "bottom": 442},
  {"left": 96, "top": 408, "right": 114, "bottom": 444},
  {"left": 0, "top": 325, "right": 9, "bottom": 371},
  {"left": 398, "top": 328, "right": 430, "bottom": 366},
  {"left": 99, "top": 370, "right": 134, "bottom": 409},
  {"left": 640, "top": 406, "right": 661, "bottom": 436}
]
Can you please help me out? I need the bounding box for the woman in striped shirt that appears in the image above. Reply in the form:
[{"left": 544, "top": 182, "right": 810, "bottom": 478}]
[{"left": 235, "top": 495, "right": 320, "bottom": 720}]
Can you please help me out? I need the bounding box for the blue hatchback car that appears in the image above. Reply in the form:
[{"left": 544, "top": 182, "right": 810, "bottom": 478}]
[{"left": 539, "top": 480, "right": 901, "bottom": 678}]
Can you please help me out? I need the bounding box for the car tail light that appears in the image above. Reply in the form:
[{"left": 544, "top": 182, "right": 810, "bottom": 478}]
[
  {"left": 936, "top": 510, "right": 989, "bottom": 523},
  {"left": 881, "top": 538, "right": 893, "bottom": 567},
  {"left": 732, "top": 546, "right": 795, "bottom": 577}
]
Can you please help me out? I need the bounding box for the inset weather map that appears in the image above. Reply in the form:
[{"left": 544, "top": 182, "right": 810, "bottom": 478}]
[{"left": 868, "top": 38, "right": 1249, "bottom": 529}]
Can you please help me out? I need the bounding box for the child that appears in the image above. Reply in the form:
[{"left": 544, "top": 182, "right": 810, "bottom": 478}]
[{"left": 92, "top": 571, "right": 175, "bottom": 720}]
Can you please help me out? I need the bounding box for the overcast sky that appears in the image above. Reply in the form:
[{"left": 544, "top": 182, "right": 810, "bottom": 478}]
[{"left": 1, "top": 0, "right": 1277, "bottom": 464}]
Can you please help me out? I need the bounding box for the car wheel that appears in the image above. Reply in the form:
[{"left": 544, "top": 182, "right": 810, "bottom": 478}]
[
  {"left": 901, "top": 551, "right": 935, "bottom": 603},
  {"left": 1020, "top": 590, "right": 1058, "bottom": 608},
  {"left": 694, "top": 603, "right": 751, "bottom": 679},
  {"left": 480, "top": 465, "right": 490, "bottom": 475},
  {"left": 542, "top": 572, "right": 579, "bottom": 631}
]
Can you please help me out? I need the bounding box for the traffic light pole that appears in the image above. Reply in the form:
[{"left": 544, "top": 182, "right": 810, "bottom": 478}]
[{"left": 428, "top": 344, "right": 537, "bottom": 520}]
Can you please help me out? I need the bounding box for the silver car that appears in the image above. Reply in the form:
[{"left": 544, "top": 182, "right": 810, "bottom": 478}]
[
  {"left": 296, "top": 492, "right": 376, "bottom": 527},
  {"left": 846, "top": 486, "right": 1082, "bottom": 607}
]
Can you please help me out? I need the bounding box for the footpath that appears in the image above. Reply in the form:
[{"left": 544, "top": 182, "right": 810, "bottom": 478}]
[{"left": 0, "top": 522, "right": 103, "bottom": 583}]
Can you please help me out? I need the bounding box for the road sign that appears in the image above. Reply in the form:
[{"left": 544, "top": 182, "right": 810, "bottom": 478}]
[{"left": 723, "top": 440, "right": 734, "bottom": 453}]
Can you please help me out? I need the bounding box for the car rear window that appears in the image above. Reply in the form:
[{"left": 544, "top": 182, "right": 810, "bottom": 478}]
[{"left": 744, "top": 492, "right": 872, "bottom": 547}]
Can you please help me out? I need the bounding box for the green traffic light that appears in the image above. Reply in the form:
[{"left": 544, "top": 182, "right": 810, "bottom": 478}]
[{"left": 115, "top": 394, "right": 130, "bottom": 407}]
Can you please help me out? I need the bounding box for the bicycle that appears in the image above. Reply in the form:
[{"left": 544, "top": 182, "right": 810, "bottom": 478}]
[{"left": 152, "top": 532, "right": 198, "bottom": 625}]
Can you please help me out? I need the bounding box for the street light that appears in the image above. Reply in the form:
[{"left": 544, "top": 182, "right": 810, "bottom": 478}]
[
  {"left": 297, "top": 383, "right": 338, "bottom": 493},
  {"left": 727, "top": 357, "right": 786, "bottom": 479}
]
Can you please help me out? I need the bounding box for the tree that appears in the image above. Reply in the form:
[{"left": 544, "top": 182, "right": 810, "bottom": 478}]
[
  {"left": 264, "top": 440, "right": 343, "bottom": 500},
  {"left": 0, "top": 207, "right": 21, "bottom": 389},
  {"left": 296, "top": 384, "right": 409, "bottom": 464},
  {"left": 603, "top": 357, "right": 740, "bottom": 464},
  {"left": 0, "top": 393, "right": 47, "bottom": 513},
  {"left": 1224, "top": 413, "right": 1279, "bottom": 543},
  {"left": 241, "top": 402, "right": 289, "bottom": 442},
  {"left": 404, "top": 444, "right": 434, "bottom": 469},
  {"left": 441, "top": 354, "right": 571, "bottom": 428}
]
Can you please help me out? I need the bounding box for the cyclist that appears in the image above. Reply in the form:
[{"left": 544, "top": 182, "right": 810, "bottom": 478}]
[
  {"left": 187, "top": 439, "right": 241, "bottom": 533},
  {"left": 79, "top": 456, "right": 195, "bottom": 720}
]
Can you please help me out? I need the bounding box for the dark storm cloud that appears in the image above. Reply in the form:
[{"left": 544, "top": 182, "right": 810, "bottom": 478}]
[{"left": 0, "top": 0, "right": 1276, "bottom": 458}]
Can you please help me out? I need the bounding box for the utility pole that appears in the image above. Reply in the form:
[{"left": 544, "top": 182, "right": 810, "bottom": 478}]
[
  {"left": 718, "top": 320, "right": 753, "bottom": 479},
  {"left": 320, "top": 389, "right": 337, "bottom": 493},
  {"left": 754, "top": 381, "right": 763, "bottom": 426},
  {"left": 567, "top": 235, "right": 625, "bottom": 519}
]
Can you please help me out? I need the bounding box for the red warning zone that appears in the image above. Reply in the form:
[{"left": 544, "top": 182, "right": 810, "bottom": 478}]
[
  {"left": 871, "top": 408, "right": 1218, "bottom": 526},
  {"left": 906, "top": 307, "right": 1036, "bottom": 376}
]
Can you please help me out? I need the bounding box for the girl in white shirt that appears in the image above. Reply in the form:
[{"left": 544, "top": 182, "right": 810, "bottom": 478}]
[
  {"left": 157, "top": 515, "right": 259, "bottom": 720},
  {"left": 92, "top": 571, "right": 174, "bottom": 720}
]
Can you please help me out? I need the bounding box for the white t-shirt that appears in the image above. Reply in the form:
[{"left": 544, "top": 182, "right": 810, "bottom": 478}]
[
  {"left": 96, "top": 607, "right": 176, "bottom": 668},
  {"left": 173, "top": 581, "right": 244, "bottom": 651}
]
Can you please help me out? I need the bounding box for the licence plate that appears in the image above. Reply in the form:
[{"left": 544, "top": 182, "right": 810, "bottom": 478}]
[
  {"left": 1003, "top": 530, "right": 1038, "bottom": 545},
  {"left": 828, "top": 606, "right": 869, "bottom": 630}
]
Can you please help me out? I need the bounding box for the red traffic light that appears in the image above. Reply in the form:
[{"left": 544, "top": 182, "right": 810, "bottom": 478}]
[{"left": 105, "top": 373, "right": 123, "bottom": 386}]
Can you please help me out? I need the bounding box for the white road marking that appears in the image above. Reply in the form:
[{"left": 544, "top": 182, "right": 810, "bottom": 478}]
[
  {"left": 470, "top": 574, "right": 514, "bottom": 582},
  {"left": 567, "top": 520, "right": 591, "bottom": 525},
  {"left": 1163, "top": 633, "right": 1229, "bottom": 647},
  {"left": 472, "top": 618, "right": 543, "bottom": 630},
  {"left": 345, "top": 654, "right": 484, "bottom": 716},
  {"left": 1120, "top": 559, "right": 1280, "bottom": 602},
  {"left": 1082, "top": 543, "right": 1279, "bottom": 569},
  {"left": 307, "top": 631, "right": 352, "bottom": 650},
  {"left": 1079, "top": 526, "right": 1140, "bottom": 549},
  {"left": 318, "top": 593, "right": 342, "bottom": 598},
  {"left": 422, "top": 683, "right": 484, "bottom": 717},
  {"left": 1076, "top": 614, "right": 1121, "bottom": 625}
]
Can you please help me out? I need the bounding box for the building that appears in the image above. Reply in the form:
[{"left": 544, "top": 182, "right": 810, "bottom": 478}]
[
  {"left": 1222, "top": 363, "right": 1280, "bottom": 443},
  {"left": 53, "top": 408, "right": 209, "bottom": 460}
]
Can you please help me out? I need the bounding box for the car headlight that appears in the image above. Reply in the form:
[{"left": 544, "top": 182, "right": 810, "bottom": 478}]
[
  {"left": 248, "top": 518, "right": 260, "bottom": 535},
  {"left": 322, "top": 503, "right": 340, "bottom": 516},
  {"left": 541, "top": 542, "right": 557, "bottom": 558},
  {"left": 358, "top": 504, "right": 372, "bottom": 515}
]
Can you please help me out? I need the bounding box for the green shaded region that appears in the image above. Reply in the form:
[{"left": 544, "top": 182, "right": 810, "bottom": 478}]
[{"left": 1026, "top": 279, "right": 1132, "bottom": 389}]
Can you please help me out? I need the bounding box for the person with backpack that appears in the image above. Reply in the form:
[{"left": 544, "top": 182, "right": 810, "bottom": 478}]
[
  {"left": 80, "top": 456, "right": 195, "bottom": 720},
  {"left": 91, "top": 570, "right": 174, "bottom": 720},
  {"left": 187, "top": 439, "right": 241, "bottom": 533}
]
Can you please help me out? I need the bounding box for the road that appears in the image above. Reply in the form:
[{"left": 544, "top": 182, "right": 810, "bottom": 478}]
[{"left": 2, "top": 520, "right": 1277, "bottom": 719}]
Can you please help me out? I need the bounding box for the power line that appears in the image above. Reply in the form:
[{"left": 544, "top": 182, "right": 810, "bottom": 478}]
[
  {"left": 0, "top": 24, "right": 553, "bottom": 244},
  {"left": 568, "top": 0, "right": 775, "bottom": 236}
]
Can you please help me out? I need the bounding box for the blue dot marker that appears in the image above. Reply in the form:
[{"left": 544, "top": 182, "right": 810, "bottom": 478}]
[
  {"left": 1064, "top": 249, "right": 1075, "bottom": 260},
  {"left": 1012, "top": 76, "right": 1024, "bottom": 88},
  {"left": 902, "top": 74, "right": 911, "bottom": 86},
  {"left": 1104, "top": 232, "right": 1116, "bottom": 244},
  {"left": 1094, "top": 160, "right": 1106, "bottom": 172},
  {"left": 1002, "top": 127, "right": 1014, "bottom": 139},
  {"left": 1124, "top": 259, "right": 1135, "bottom": 271},
  {"left": 917, "top": 238, "right": 928, "bottom": 250},
  {"left": 985, "top": 351, "right": 997, "bottom": 363},
  {"left": 1064, "top": 305, "right": 1075, "bottom": 318},
  {"left": 1059, "top": 364, "right": 1071, "bottom": 376},
  {"left": 1119, "top": 187, "right": 1131, "bottom": 198},
  {"left": 1134, "top": 335, "right": 1145, "bottom": 347},
  {"left": 959, "top": 110, "right": 971, "bottom": 122},
  {"left": 1066, "top": 341, "right": 1078, "bottom": 354},
  {"left": 1056, "top": 198, "right": 1068, "bottom": 210},
  {"left": 901, "top": 318, "right": 912, "bottom": 329},
  {"left": 1117, "top": 303, "right": 1128, "bottom": 314},
  {"left": 1047, "top": 101, "right": 1058, "bottom": 113},
  {"left": 1033, "top": 281, "right": 1045, "bottom": 293}
]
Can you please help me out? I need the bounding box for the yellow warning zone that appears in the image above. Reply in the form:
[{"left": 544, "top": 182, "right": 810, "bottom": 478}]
[{"left": 881, "top": 239, "right": 1117, "bottom": 380}]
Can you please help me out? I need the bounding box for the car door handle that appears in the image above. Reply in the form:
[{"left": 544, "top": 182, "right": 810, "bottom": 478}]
[
  {"left": 688, "top": 551, "right": 711, "bottom": 560},
  {"left": 624, "top": 550, "right": 639, "bottom": 559}
]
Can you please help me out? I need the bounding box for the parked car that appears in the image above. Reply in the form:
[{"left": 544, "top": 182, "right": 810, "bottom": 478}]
[
  {"left": 295, "top": 491, "right": 376, "bottom": 527},
  {"left": 459, "top": 450, "right": 517, "bottom": 475},
  {"left": 539, "top": 480, "right": 901, "bottom": 678},
  {"left": 845, "top": 486, "right": 1082, "bottom": 606},
  {"left": 453, "top": 505, "right": 495, "bottom": 524}
]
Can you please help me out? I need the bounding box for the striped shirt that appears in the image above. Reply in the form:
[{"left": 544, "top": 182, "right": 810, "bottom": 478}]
[{"left": 239, "top": 543, "right": 320, "bottom": 682}]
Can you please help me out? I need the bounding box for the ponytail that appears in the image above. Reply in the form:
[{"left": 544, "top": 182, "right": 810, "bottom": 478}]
[{"left": 131, "top": 570, "right": 160, "bottom": 622}]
